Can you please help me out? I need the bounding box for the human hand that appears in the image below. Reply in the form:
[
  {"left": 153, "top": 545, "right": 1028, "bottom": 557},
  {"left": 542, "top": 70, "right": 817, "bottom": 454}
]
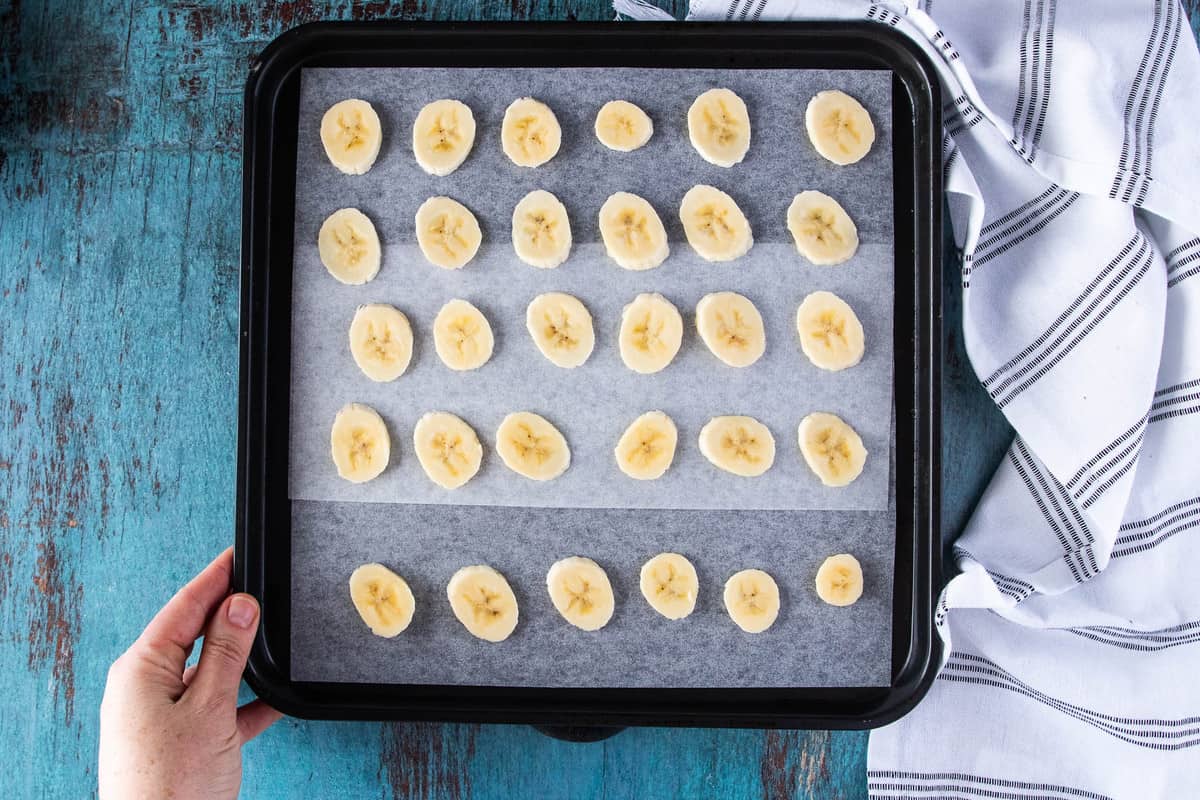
[{"left": 99, "top": 548, "right": 282, "bottom": 800}]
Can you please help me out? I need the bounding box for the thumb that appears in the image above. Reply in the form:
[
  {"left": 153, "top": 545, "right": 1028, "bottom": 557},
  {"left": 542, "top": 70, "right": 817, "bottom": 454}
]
[{"left": 188, "top": 593, "right": 259, "bottom": 707}]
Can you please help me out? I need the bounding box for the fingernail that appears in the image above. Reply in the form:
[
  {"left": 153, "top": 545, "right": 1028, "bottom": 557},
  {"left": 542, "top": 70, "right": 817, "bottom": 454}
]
[{"left": 228, "top": 595, "right": 258, "bottom": 629}]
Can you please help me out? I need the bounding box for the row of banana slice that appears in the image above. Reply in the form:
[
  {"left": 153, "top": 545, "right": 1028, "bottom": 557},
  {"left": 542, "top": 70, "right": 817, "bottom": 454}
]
[{"left": 349, "top": 552, "right": 866, "bottom": 641}]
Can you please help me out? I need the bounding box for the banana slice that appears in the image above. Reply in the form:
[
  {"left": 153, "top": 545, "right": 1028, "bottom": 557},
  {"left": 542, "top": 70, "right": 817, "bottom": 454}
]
[
  {"left": 501, "top": 97, "right": 561, "bottom": 167},
  {"left": 446, "top": 565, "right": 519, "bottom": 642},
  {"left": 595, "top": 100, "right": 653, "bottom": 151},
  {"left": 723, "top": 569, "right": 780, "bottom": 633},
  {"left": 330, "top": 403, "right": 390, "bottom": 483},
  {"left": 412, "top": 412, "right": 483, "bottom": 490},
  {"left": 798, "top": 412, "right": 868, "bottom": 487},
  {"left": 526, "top": 292, "right": 594, "bottom": 368},
  {"left": 699, "top": 415, "right": 775, "bottom": 477},
  {"left": 348, "top": 563, "right": 415, "bottom": 638},
  {"left": 815, "top": 554, "right": 864, "bottom": 606},
  {"left": 320, "top": 99, "right": 382, "bottom": 175},
  {"left": 598, "top": 192, "right": 670, "bottom": 271},
  {"left": 512, "top": 190, "right": 572, "bottom": 269},
  {"left": 687, "top": 88, "right": 751, "bottom": 168},
  {"left": 433, "top": 299, "right": 494, "bottom": 371},
  {"left": 546, "top": 556, "right": 616, "bottom": 631},
  {"left": 615, "top": 411, "right": 678, "bottom": 480},
  {"left": 495, "top": 411, "right": 571, "bottom": 481},
  {"left": 348, "top": 304, "right": 413, "bottom": 382},
  {"left": 639, "top": 553, "right": 698, "bottom": 620},
  {"left": 412, "top": 98, "right": 476, "bottom": 176},
  {"left": 806, "top": 90, "right": 875, "bottom": 166},
  {"left": 618, "top": 293, "right": 683, "bottom": 374},
  {"left": 696, "top": 291, "right": 766, "bottom": 368},
  {"left": 318, "top": 208, "right": 381, "bottom": 285},
  {"left": 787, "top": 191, "right": 859, "bottom": 266},
  {"left": 415, "top": 196, "right": 482, "bottom": 270},
  {"left": 679, "top": 184, "right": 753, "bottom": 262},
  {"left": 795, "top": 291, "right": 865, "bottom": 371}
]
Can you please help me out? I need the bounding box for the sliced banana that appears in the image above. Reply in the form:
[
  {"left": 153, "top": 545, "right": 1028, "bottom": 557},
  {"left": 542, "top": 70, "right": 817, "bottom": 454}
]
[
  {"left": 815, "top": 554, "right": 864, "bottom": 606},
  {"left": 798, "top": 412, "right": 868, "bottom": 487},
  {"left": 495, "top": 411, "right": 571, "bottom": 481},
  {"left": 412, "top": 98, "right": 476, "bottom": 176},
  {"left": 433, "top": 299, "right": 494, "bottom": 371},
  {"left": 348, "top": 304, "right": 413, "bottom": 382},
  {"left": 787, "top": 190, "right": 859, "bottom": 266},
  {"left": 446, "top": 565, "right": 519, "bottom": 642},
  {"left": 512, "top": 190, "right": 572, "bottom": 269},
  {"left": 320, "top": 99, "right": 382, "bottom": 175},
  {"left": 615, "top": 411, "right": 678, "bottom": 480},
  {"left": 796, "top": 291, "right": 865, "bottom": 371},
  {"left": 618, "top": 293, "right": 683, "bottom": 374},
  {"left": 415, "top": 196, "right": 482, "bottom": 270},
  {"left": 412, "top": 412, "right": 483, "bottom": 490},
  {"left": 639, "top": 553, "right": 698, "bottom": 620},
  {"left": 595, "top": 100, "right": 653, "bottom": 151},
  {"left": 723, "top": 569, "right": 780, "bottom": 633},
  {"left": 546, "top": 556, "right": 616, "bottom": 631},
  {"left": 330, "top": 403, "right": 390, "bottom": 483},
  {"left": 679, "top": 184, "right": 753, "bottom": 262},
  {"left": 348, "top": 563, "right": 415, "bottom": 638},
  {"left": 318, "top": 208, "right": 381, "bottom": 285},
  {"left": 806, "top": 90, "right": 875, "bottom": 166},
  {"left": 696, "top": 291, "right": 766, "bottom": 368},
  {"left": 699, "top": 415, "right": 775, "bottom": 477},
  {"left": 501, "top": 97, "right": 561, "bottom": 167},
  {"left": 526, "top": 292, "right": 594, "bottom": 368},
  {"left": 687, "top": 88, "right": 751, "bottom": 168},
  {"left": 598, "top": 192, "right": 669, "bottom": 271}
]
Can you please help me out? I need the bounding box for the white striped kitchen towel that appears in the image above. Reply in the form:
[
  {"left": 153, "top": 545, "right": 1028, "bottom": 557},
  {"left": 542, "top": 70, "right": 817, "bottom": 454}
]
[{"left": 615, "top": 1, "right": 1200, "bottom": 796}]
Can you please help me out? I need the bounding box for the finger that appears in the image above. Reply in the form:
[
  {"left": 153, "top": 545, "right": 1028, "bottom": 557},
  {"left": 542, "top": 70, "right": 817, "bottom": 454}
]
[
  {"left": 182, "top": 664, "right": 198, "bottom": 687},
  {"left": 237, "top": 699, "right": 284, "bottom": 743},
  {"left": 135, "top": 548, "right": 235, "bottom": 673},
  {"left": 189, "top": 593, "right": 260, "bottom": 707}
]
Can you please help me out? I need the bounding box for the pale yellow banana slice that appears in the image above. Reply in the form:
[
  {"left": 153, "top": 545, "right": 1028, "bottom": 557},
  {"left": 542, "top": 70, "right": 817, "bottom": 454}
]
[
  {"left": 501, "top": 97, "right": 561, "bottom": 167},
  {"left": 679, "top": 184, "right": 754, "bottom": 262},
  {"left": 815, "top": 553, "right": 864, "bottom": 606},
  {"left": 618, "top": 293, "right": 683, "bottom": 374},
  {"left": 615, "top": 411, "right": 678, "bottom": 480},
  {"left": 723, "top": 569, "right": 780, "bottom": 633},
  {"left": 798, "top": 412, "right": 868, "bottom": 487},
  {"left": 699, "top": 415, "right": 775, "bottom": 477},
  {"left": 446, "top": 564, "right": 519, "bottom": 642},
  {"left": 526, "top": 292, "right": 594, "bottom": 368},
  {"left": 330, "top": 403, "right": 390, "bottom": 483},
  {"left": 598, "top": 192, "right": 669, "bottom": 271},
  {"left": 348, "top": 304, "right": 413, "bottom": 382},
  {"left": 320, "top": 99, "right": 382, "bottom": 175},
  {"left": 795, "top": 291, "right": 865, "bottom": 371},
  {"left": 348, "top": 563, "right": 415, "bottom": 638},
  {"left": 412, "top": 98, "right": 476, "bottom": 176},
  {"left": 318, "top": 208, "right": 381, "bottom": 285},
  {"left": 495, "top": 411, "right": 570, "bottom": 481},
  {"left": 512, "top": 189, "right": 572, "bottom": 269},
  {"left": 696, "top": 291, "right": 766, "bottom": 368},
  {"left": 594, "top": 100, "right": 653, "bottom": 151},
  {"left": 687, "top": 88, "right": 751, "bottom": 168},
  {"left": 639, "top": 552, "right": 698, "bottom": 620},
  {"left": 806, "top": 90, "right": 875, "bottom": 166},
  {"left": 546, "top": 556, "right": 616, "bottom": 631},
  {"left": 412, "top": 411, "right": 483, "bottom": 490},
  {"left": 415, "top": 196, "right": 482, "bottom": 270},
  {"left": 433, "top": 299, "right": 494, "bottom": 371},
  {"left": 786, "top": 190, "right": 859, "bottom": 266}
]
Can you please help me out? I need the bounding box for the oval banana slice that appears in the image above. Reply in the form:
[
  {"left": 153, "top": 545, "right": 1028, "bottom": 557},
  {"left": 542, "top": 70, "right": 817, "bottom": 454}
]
[
  {"left": 495, "top": 411, "right": 570, "bottom": 481},
  {"left": 598, "top": 192, "right": 670, "bottom": 271},
  {"left": 615, "top": 411, "right": 678, "bottom": 480},
  {"left": 619, "top": 293, "right": 683, "bottom": 374},
  {"left": 679, "top": 184, "right": 753, "bottom": 262},
  {"left": 795, "top": 291, "right": 865, "bottom": 371},
  {"left": 348, "top": 304, "right": 413, "bottom": 382},
  {"left": 413, "top": 411, "right": 483, "bottom": 490},
  {"left": 696, "top": 291, "right": 766, "bottom": 368},
  {"left": 349, "top": 563, "right": 415, "bottom": 638},
  {"left": 546, "top": 556, "right": 616, "bottom": 631},
  {"left": 798, "top": 412, "right": 867, "bottom": 487},
  {"left": 806, "top": 89, "right": 875, "bottom": 166},
  {"left": 699, "top": 415, "right": 775, "bottom": 477},
  {"left": 815, "top": 553, "right": 864, "bottom": 606},
  {"left": 787, "top": 190, "right": 859, "bottom": 266},
  {"left": 723, "top": 568, "right": 780, "bottom": 633},
  {"left": 330, "top": 403, "right": 390, "bottom": 483},
  {"left": 415, "top": 196, "right": 483, "bottom": 270},
  {"left": 595, "top": 100, "right": 653, "bottom": 151},
  {"left": 687, "top": 88, "right": 751, "bottom": 168},
  {"left": 318, "top": 208, "right": 381, "bottom": 285},
  {"left": 526, "top": 292, "right": 594, "bottom": 369},
  {"left": 412, "top": 98, "right": 476, "bottom": 176},
  {"left": 433, "top": 299, "right": 494, "bottom": 371},
  {"left": 446, "top": 564, "right": 519, "bottom": 642},
  {"left": 320, "top": 98, "right": 382, "bottom": 175},
  {"left": 512, "top": 189, "right": 572, "bottom": 269},
  {"left": 501, "top": 97, "right": 562, "bottom": 168},
  {"left": 640, "top": 552, "right": 699, "bottom": 620}
]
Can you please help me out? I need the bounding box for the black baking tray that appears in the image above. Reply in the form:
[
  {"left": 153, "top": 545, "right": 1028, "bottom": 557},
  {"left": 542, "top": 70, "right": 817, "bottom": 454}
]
[{"left": 236, "top": 21, "right": 942, "bottom": 728}]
